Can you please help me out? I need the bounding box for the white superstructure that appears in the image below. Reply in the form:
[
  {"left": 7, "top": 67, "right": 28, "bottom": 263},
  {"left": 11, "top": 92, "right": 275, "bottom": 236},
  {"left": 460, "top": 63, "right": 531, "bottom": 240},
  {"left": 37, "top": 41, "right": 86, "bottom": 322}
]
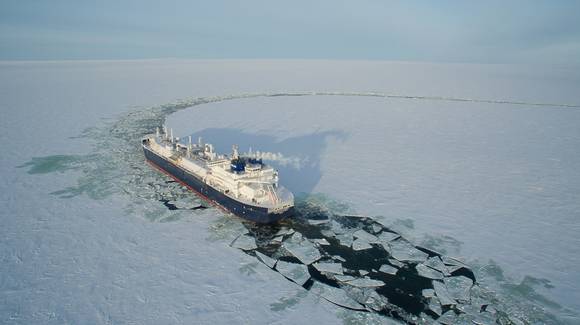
[{"left": 145, "top": 127, "right": 294, "bottom": 213}]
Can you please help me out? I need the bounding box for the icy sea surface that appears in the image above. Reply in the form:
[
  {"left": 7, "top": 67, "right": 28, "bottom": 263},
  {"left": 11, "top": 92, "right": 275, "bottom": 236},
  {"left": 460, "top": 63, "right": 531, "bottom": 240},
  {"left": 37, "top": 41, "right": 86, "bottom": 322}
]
[{"left": 1, "top": 60, "right": 580, "bottom": 324}]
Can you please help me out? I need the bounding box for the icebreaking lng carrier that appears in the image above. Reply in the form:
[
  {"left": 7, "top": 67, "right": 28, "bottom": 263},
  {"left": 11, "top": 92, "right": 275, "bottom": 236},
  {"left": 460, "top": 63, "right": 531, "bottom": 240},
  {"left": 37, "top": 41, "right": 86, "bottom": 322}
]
[{"left": 142, "top": 127, "right": 294, "bottom": 223}]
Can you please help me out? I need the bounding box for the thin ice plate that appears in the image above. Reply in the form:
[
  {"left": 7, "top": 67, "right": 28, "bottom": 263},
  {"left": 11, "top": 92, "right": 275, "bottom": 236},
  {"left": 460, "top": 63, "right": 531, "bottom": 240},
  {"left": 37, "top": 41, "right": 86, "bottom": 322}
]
[
  {"left": 389, "top": 239, "right": 428, "bottom": 263},
  {"left": 344, "top": 277, "right": 385, "bottom": 288},
  {"left": 378, "top": 264, "right": 398, "bottom": 275},
  {"left": 444, "top": 276, "right": 473, "bottom": 302},
  {"left": 416, "top": 263, "right": 444, "bottom": 280},
  {"left": 312, "top": 262, "right": 343, "bottom": 275},
  {"left": 255, "top": 251, "right": 277, "bottom": 269},
  {"left": 275, "top": 261, "right": 310, "bottom": 286},
  {"left": 352, "top": 238, "right": 373, "bottom": 251},
  {"left": 309, "top": 282, "right": 366, "bottom": 311},
  {"left": 230, "top": 234, "right": 257, "bottom": 251},
  {"left": 433, "top": 280, "right": 455, "bottom": 306},
  {"left": 283, "top": 239, "right": 322, "bottom": 265},
  {"left": 353, "top": 229, "right": 380, "bottom": 243},
  {"left": 424, "top": 256, "right": 449, "bottom": 275}
]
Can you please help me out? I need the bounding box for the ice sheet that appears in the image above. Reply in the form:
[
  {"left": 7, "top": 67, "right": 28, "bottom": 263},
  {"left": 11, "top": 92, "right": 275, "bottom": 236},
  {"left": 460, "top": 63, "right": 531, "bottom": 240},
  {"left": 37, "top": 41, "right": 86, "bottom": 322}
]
[{"left": 3, "top": 60, "right": 579, "bottom": 324}]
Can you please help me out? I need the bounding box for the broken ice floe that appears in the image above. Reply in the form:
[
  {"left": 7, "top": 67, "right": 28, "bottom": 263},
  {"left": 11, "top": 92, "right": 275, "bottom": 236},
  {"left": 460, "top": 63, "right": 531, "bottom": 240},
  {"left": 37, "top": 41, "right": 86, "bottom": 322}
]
[
  {"left": 421, "top": 288, "right": 435, "bottom": 298},
  {"left": 377, "top": 231, "right": 400, "bottom": 243},
  {"left": 388, "top": 239, "right": 429, "bottom": 263},
  {"left": 275, "top": 261, "right": 310, "bottom": 286},
  {"left": 335, "top": 233, "right": 354, "bottom": 247},
  {"left": 423, "top": 256, "right": 449, "bottom": 276},
  {"left": 334, "top": 275, "right": 357, "bottom": 283},
  {"left": 360, "top": 290, "right": 389, "bottom": 312},
  {"left": 444, "top": 275, "right": 473, "bottom": 302},
  {"left": 416, "top": 263, "right": 444, "bottom": 280},
  {"left": 352, "top": 238, "right": 373, "bottom": 251},
  {"left": 307, "top": 218, "right": 330, "bottom": 225},
  {"left": 427, "top": 296, "right": 443, "bottom": 316},
  {"left": 255, "top": 251, "right": 277, "bottom": 269},
  {"left": 227, "top": 209, "right": 504, "bottom": 323},
  {"left": 313, "top": 238, "right": 330, "bottom": 246},
  {"left": 378, "top": 264, "right": 398, "bottom": 275},
  {"left": 275, "top": 227, "right": 295, "bottom": 237},
  {"left": 230, "top": 234, "right": 257, "bottom": 251},
  {"left": 309, "top": 282, "right": 365, "bottom": 311},
  {"left": 388, "top": 258, "right": 404, "bottom": 268},
  {"left": 353, "top": 229, "right": 380, "bottom": 243},
  {"left": 437, "top": 310, "right": 461, "bottom": 324},
  {"left": 371, "top": 223, "right": 382, "bottom": 234},
  {"left": 271, "top": 235, "right": 284, "bottom": 244},
  {"left": 351, "top": 229, "right": 380, "bottom": 251},
  {"left": 433, "top": 280, "right": 456, "bottom": 306},
  {"left": 312, "top": 262, "right": 343, "bottom": 275},
  {"left": 282, "top": 235, "right": 322, "bottom": 265},
  {"left": 332, "top": 255, "right": 346, "bottom": 262},
  {"left": 343, "top": 277, "right": 385, "bottom": 288}
]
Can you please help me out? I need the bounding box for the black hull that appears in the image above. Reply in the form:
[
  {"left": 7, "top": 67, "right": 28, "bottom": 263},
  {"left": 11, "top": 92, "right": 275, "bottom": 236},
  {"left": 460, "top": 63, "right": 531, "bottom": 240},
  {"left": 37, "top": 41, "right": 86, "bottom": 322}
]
[{"left": 143, "top": 145, "right": 293, "bottom": 223}]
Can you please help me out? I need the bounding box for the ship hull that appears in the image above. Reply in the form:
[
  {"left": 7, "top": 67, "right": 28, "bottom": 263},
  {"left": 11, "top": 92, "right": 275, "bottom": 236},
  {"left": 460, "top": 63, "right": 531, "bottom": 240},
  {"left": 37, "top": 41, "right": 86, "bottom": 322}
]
[{"left": 143, "top": 145, "right": 293, "bottom": 223}]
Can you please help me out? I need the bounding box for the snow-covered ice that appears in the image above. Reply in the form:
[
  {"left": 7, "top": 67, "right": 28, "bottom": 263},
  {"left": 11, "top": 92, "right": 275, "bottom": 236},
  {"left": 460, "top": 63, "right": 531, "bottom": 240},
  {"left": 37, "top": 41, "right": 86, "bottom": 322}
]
[{"left": 2, "top": 59, "right": 579, "bottom": 324}]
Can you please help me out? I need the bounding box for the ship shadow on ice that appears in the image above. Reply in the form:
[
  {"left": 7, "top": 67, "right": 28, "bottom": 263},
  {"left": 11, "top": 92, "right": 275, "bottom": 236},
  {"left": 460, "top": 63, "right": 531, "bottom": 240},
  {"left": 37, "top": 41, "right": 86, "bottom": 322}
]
[{"left": 183, "top": 128, "right": 348, "bottom": 195}]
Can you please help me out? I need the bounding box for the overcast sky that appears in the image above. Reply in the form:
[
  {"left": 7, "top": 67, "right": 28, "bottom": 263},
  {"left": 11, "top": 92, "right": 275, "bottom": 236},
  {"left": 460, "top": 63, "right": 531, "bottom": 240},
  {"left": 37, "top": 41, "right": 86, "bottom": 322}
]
[{"left": 1, "top": 0, "right": 579, "bottom": 64}]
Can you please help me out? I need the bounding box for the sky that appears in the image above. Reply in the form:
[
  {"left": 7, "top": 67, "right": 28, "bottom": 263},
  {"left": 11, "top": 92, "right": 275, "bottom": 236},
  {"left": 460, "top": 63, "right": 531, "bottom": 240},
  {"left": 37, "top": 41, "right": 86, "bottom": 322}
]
[{"left": 1, "top": 0, "right": 580, "bottom": 64}]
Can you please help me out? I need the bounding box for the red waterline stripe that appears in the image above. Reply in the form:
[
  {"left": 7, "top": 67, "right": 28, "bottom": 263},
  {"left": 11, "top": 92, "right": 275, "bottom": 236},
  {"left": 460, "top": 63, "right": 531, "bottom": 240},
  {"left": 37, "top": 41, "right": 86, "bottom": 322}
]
[{"left": 145, "top": 158, "right": 231, "bottom": 214}]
